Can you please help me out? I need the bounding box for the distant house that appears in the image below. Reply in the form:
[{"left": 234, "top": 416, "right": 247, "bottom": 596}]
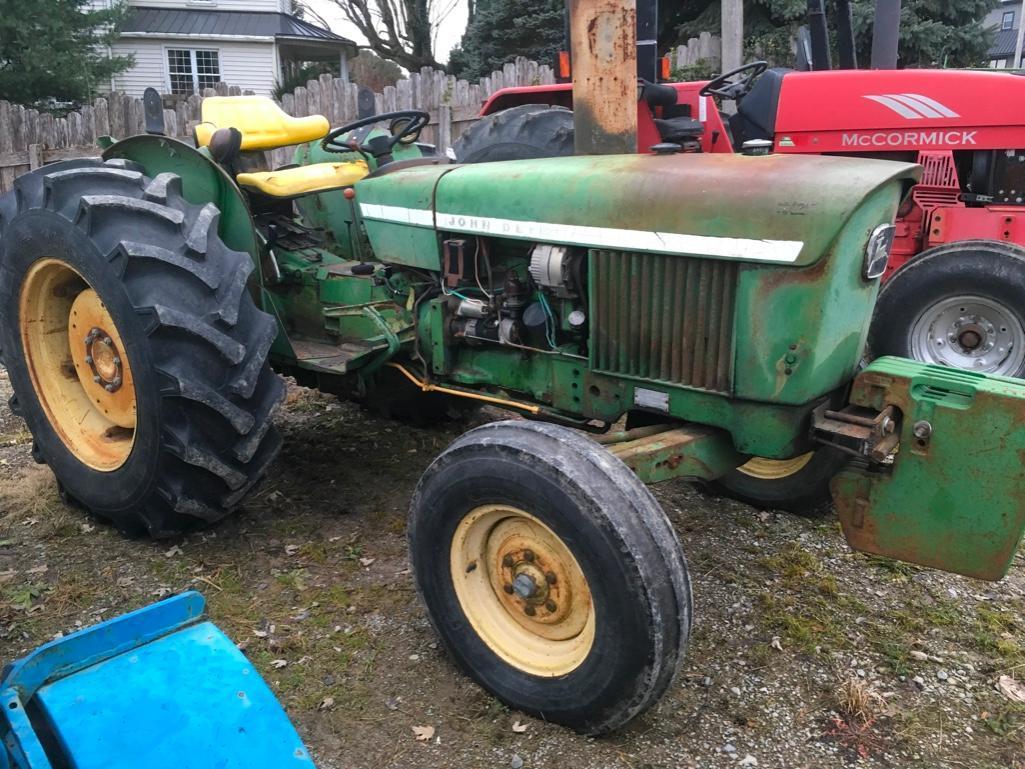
[
  {"left": 90, "top": 1, "right": 357, "bottom": 97},
  {"left": 985, "top": 0, "right": 1023, "bottom": 68}
]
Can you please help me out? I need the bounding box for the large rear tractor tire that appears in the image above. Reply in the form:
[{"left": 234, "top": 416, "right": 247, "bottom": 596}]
[
  {"left": 453, "top": 104, "right": 574, "bottom": 163},
  {"left": 0, "top": 159, "right": 284, "bottom": 537},
  {"left": 869, "top": 241, "right": 1025, "bottom": 378},
  {"left": 707, "top": 448, "right": 848, "bottom": 517},
  {"left": 409, "top": 421, "right": 691, "bottom": 734}
]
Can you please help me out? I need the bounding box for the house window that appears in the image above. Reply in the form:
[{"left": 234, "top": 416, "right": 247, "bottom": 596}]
[
  {"left": 167, "top": 48, "right": 221, "bottom": 95},
  {"left": 1002, "top": 10, "right": 1015, "bottom": 30}
]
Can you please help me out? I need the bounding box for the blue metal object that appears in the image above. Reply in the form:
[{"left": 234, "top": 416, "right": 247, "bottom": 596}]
[{"left": 0, "top": 592, "right": 313, "bottom": 769}]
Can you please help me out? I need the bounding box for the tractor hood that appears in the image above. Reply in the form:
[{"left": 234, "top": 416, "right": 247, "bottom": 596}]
[{"left": 356, "top": 153, "right": 919, "bottom": 269}]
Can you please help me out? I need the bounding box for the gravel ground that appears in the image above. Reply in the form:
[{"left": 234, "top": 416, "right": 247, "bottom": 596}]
[{"left": 0, "top": 366, "right": 1023, "bottom": 769}]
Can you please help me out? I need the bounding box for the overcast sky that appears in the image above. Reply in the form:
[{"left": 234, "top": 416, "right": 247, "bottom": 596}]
[{"left": 305, "top": 0, "right": 471, "bottom": 64}]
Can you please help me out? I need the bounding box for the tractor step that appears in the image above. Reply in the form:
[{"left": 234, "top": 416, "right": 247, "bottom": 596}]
[
  {"left": 0, "top": 592, "right": 312, "bottom": 768},
  {"left": 291, "top": 337, "right": 382, "bottom": 375},
  {"left": 600, "top": 424, "right": 741, "bottom": 484}
]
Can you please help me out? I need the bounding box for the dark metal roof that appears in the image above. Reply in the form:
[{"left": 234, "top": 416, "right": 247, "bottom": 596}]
[
  {"left": 988, "top": 28, "right": 1020, "bottom": 59},
  {"left": 123, "top": 7, "right": 354, "bottom": 44}
]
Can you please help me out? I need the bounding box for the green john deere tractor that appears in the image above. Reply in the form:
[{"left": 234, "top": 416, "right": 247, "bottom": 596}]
[{"left": 2, "top": 92, "right": 1025, "bottom": 735}]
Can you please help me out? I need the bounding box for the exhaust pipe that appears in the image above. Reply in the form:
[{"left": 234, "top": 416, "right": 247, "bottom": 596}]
[
  {"left": 836, "top": 0, "right": 858, "bottom": 69},
  {"left": 870, "top": 0, "right": 901, "bottom": 69},
  {"left": 807, "top": 0, "right": 832, "bottom": 71}
]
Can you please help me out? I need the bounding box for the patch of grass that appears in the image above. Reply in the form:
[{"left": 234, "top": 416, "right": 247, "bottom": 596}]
[
  {"left": 276, "top": 568, "right": 310, "bottom": 593},
  {"left": 863, "top": 554, "right": 918, "bottom": 581},
  {"left": 0, "top": 429, "right": 32, "bottom": 446},
  {"left": 755, "top": 592, "right": 845, "bottom": 654},
  {"left": 758, "top": 543, "right": 837, "bottom": 596},
  {"left": 0, "top": 466, "right": 77, "bottom": 538},
  {"left": 972, "top": 605, "right": 1024, "bottom": 664},
  {"left": 982, "top": 703, "right": 1025, "bottom": 737}
]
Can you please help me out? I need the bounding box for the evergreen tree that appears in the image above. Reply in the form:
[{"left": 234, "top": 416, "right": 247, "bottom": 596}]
[
  {"left": 670, "top": 0, "right": 999, "bottom": 69},
  {"left": 449, "top": 0, "right": 565, "bottom": 79},
  {"left": 0, "top": 0, "right": 133, "bottom": 107}
]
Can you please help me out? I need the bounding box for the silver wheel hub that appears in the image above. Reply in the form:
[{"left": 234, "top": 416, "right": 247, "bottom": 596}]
[{"left": 910, "top": 295, "right": 1025, "bottom": 375}]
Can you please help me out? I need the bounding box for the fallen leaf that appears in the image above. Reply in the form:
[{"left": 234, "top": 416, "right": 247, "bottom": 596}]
[
  {"left": 253, "top": 629, "right": 269, "bottom": 638},
  {"left": 318, "top": 697, "right": 335, "bottom": 711},
  {"left": 412, "top": 725, "right": 435, "bottom": 742},
  {"left": 998, "top": 675, "right": 1025, "bottom": 703},
  {"left": 359, "top": 557, "right": 376, "bottom": 567},
  {"left": 164, "top": 545, "right": 183, "bottom": 558},
  {"left": 270, "top": 659, "right": 288, "bottom": 669},
  {"left": 285, "top": 544, "right": 300, "bottom": 556},
  {"left": 511, "top": 719, "right": 528, "bottom": 733},
  {"left": 770, "top": 636, "right": 783, "bottom": 652}
]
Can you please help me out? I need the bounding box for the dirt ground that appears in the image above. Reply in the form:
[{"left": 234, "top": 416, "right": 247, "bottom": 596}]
[{"left": 0, "top": 366, "right": 1023, "bottom": 769}]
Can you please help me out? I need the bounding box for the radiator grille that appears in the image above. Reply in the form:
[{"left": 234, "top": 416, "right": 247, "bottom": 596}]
[{"left": 591, "top": 250, "right": 737, "bottom": 392}]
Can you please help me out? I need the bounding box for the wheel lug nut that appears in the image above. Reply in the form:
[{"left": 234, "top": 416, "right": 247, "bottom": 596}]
[
  {"left": 112, "top": 357, "right": 121, "bottom": 365},
  {"left": 112, "top": 378, "right": 122, "bottom": 387},
  {"left": 524, "top": 606, "right": 536, "bottom": 616},
  {"left": 102, "top": 337, "right": 112, "bottom": 346},
  {"left": 84, "top": 355, "right": 93, "bottom": 364},
  {"left": 93, "top": 375, "right": 101, "bottom": 383},
  {"left": 545, "top": 572, "right": 557, "bottom": 585},
  {"left": 544, "top": 600, "right": 557, "bottom": 612},
  {"left": 104, "top": 384, "right": 116, "bottom": 393},
  {"left": 523, "top": 550, "right": 535, "bottom": 562},
  {"left": 503, "top": 584, "right": 514, "bottom": 594},
  {"left": 502, "top": 554, "right": 514, "bottom": 568}
]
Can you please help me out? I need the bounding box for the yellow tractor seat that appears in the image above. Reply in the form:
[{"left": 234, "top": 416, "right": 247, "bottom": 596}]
[
  {"left": 195, "top": 96, "right": 330, "bottom": 151},
  {"left": 235, "top": 161, "right": 370, "bottom": 198}
]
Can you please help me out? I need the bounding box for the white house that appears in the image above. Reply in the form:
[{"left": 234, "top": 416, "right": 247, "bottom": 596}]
[
  {"left": 985, "top": 0, "right": 1024, "bottom": 68},
  {"left": 90, "top": 1, "right": 357, "bottom": 97}
]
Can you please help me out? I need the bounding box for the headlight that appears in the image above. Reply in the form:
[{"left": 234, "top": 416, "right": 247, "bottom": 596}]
[{"left": 864, "top": 224, "right": 896, "bottom": 280}]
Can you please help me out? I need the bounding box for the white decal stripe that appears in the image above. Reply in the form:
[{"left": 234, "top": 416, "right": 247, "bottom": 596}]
[
  {"left": 900, "top": 93, "right": 959, "bottom": 118},
  {"left": 864, "top": 94, "right": 923, "bottom": 119},
  {"left": 359, "top": 202, "right": 434, "bottom": 227},
  {"left": 361, "top": 203, "right": 802, "bottom": 262},
  {"left": 698, "top": 94, "right": 708, "bottom": 123},
  {"left": 888, "top": 94, "right": 943, "bottom": 119}
]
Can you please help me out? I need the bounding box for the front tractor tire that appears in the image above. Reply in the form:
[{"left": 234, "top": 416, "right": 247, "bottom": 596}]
[
  {"left": 409, "top": 421, "right": 691, "bottom": 735},
  {"left": 0, "top": 159, "right": 284, "bottom": 537},
  {"left": 869, "top": 241, "right": 1025, "bottom": 378}
]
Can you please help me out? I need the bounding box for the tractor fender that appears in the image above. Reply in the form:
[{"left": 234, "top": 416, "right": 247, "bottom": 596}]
[{"left": 101, "top": 135, "right": 261, "bottom": 277}]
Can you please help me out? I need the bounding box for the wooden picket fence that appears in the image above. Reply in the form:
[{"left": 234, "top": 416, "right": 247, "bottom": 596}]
[
  {"left": 672, "top": 32, "right": 722, "bottom": 72},
  {"left": 0, "top": 57, "right": 555, "bottom": 194}
]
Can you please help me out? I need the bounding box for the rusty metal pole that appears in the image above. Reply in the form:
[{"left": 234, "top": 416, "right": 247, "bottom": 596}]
[{"left": 569, "top": 0, "right": 638, "bottom": 155}]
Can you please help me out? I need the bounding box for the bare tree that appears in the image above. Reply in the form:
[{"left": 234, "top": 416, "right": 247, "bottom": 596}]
[{"left": 330, "top": 0, "right": 459, "bottom": 71}]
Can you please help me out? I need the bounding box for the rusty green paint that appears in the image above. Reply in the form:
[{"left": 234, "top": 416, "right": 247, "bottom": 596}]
[
  {"left": 832, "top": 356, "right": 1025, "bottom": 581},
  {"left": 603, "top": 425, "right": 742, "bottom": 484}
]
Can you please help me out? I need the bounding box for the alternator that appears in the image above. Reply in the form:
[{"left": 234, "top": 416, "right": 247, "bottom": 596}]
[{"left": 528, "top": 243, "right": 574, "bottom": 298}]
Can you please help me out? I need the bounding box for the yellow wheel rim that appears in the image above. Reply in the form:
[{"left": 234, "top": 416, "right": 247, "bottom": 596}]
[
  {"left": 736, "top": 452, "right": 814, "bottom": 480},
  {"left": 450, "top": 505, "right": 595, "bottom": 676},
  {"left": 19, "top": 258, "right": 137, "bottom": 471}
]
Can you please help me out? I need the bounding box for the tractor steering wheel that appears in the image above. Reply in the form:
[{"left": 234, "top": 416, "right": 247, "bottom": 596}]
[
  {"left": 699, "top": 61, "right": 768, "bottom": 101},
  {"left": 321, "top": 110, "right": 430, "bottom": 157}
]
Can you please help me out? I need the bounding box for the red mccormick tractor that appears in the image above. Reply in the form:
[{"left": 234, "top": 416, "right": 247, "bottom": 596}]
[{"left": 457, "top": 47, "right": 1025, "bottom": 385}]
